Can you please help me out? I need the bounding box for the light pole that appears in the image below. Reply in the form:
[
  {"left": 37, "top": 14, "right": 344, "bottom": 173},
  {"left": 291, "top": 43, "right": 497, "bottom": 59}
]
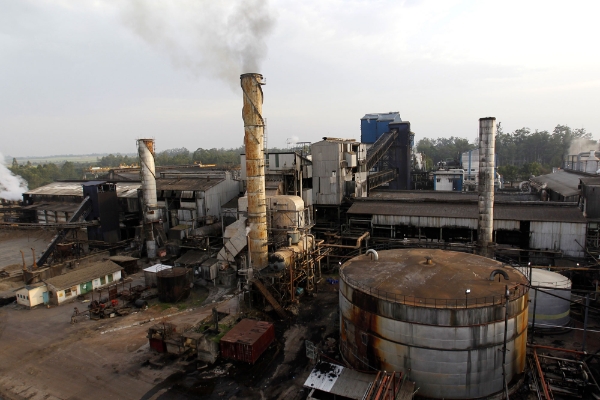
[{"left": 465, "top": 289, "right": 471, "bottom": 308}]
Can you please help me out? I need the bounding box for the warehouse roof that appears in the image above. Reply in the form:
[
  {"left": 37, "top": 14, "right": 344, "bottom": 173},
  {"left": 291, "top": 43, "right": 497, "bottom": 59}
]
[
  {"left": 24, "top": 181, "right": 141, "bottom": 198},
  {"left": 348, "top": 200, "right": 586, "bottom": 223},
  {"left": 580, "top": 176, "right": 600, "bottom": 186},
  {"left": 368, "top": 190, "right": 538, "bottom": 202},
  {"left": 44, "top": 261, "right": 122, "bottom": 290},
  {"left": 155, "top": 178, "right": 224, "bottom": 191},
  {"left": 530, "top": 170, "right": 581, "bottom": 197}
]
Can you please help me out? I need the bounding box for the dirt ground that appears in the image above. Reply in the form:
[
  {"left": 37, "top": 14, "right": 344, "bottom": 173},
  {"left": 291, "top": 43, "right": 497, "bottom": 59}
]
[
  {"left": 0, "top": 230, "right": 55, "bottom": 270},
  {"left": 0, "top": 271, "right": 341, "bottom": 400}
]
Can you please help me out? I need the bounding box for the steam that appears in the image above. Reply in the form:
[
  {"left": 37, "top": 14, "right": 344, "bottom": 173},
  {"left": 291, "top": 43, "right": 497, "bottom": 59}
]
[
  {"left": 0, "top": 152, "right": 28, "bottom": 201},
  {"left": 120, "top": 0, "right": 276, "bottom": 88},
  {"left": 569, "top": 137, "right": 599, "bottom": 155},
  {"left": 245, "top": 226, "right": 251, "bottom": 237}
]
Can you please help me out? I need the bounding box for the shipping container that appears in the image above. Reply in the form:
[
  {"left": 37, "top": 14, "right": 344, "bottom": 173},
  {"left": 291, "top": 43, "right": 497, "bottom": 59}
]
[{"left": 220, "top": 319, "right": 275, "bottom": 364}]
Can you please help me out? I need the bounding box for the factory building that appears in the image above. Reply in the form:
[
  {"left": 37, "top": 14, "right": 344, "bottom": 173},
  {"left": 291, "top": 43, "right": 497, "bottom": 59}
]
[{"left": 348, "top": 191, "right": 587, "bottom": 258}]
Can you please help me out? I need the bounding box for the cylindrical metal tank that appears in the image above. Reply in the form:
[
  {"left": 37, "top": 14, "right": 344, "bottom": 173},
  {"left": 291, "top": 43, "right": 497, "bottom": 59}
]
[
  {"left": 530, "top": 269, "right": 571, "bottom": 327},
  {"left": 478, "top": 117, "right": 496, "bottom": 256},
  {"left": 157, "top": 267, "right": 190, "bottom": 303},
  {"left": 241, "top": 73, "right": 268, "bottom": 270},
  {"left": 339, "top": 249, "right": 529, "bottom": 399}
]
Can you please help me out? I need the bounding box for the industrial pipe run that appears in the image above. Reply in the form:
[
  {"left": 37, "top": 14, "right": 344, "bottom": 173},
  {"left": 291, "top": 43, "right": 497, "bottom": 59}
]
[
  {"left": 138, "top": 138, "right": 160, "bottom": 258},
  {"left": 478, "top": 117, "right": 496, "bottom": 257},
  {"left": 241, "top": 73, "right": 268, "bottom": 269}
]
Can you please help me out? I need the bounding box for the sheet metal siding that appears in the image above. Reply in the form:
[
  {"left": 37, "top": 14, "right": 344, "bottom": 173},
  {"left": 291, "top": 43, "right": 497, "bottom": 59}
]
[
  {"left": 204, "top": 177, "right": 239, "bottom": 218},
  {"left": 311, "top": 141, "right": 343, "bottom": 205},
  {"left": 530, "top": 221, "right": 585, "bottom": 257},
  {"left": 340, "top": 280, "right": 528, "bottom": 399},
  {"left": 220, "top": 321, "right": 275, "bottom": 364},
  {"left": 373, "top": 215, "right": 478, "bottom": 229}
]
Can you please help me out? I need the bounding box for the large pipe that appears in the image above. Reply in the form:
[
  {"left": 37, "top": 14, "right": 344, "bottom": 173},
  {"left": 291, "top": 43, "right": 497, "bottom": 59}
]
[
  {"left": 241, "top": 73, "right": 268, "bottom": 269},
  {"left": 478, "top": 117, "right": 496, "bottom": 256},
  {"left": 137, "top": 138, "right": 159, "bottom": 258}
]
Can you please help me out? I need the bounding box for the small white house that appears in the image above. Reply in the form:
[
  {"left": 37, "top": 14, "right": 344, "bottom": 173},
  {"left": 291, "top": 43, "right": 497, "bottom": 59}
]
[
  {"left": 15, "top": 283, "right": 48, "bottom": 308},
  {"left": 44, "top": 260, "right": 122, "bottom": 305}
]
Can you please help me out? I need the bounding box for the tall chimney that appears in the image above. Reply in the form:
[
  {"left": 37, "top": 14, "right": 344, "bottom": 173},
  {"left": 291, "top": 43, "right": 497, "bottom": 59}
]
[
  {"left": 138, "top": 138, "right": 159, "bottom": 258},
  {"left": 241, "top": 73, "right": 268, "bottom": 269},
  {"left": 478, "top": 117, "right": 496, "bottom": 257}
]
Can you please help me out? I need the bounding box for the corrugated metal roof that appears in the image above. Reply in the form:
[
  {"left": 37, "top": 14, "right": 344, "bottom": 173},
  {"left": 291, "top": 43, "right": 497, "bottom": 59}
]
[
  {"left": 220, "top": 319, "right": 274, "bottom": 346},
  {"left": 530, "top": 170, "right": 582, "bottom": 197},
  {"left": 155, "top": 178, "right": 224, "bottom": 191},
  {"left": 348, "top": 201, "right": 586, "bottom": 223},
  {"left": 24, "top": 181, "right": 141, "bottom": 198},
  {"left": 143, "top": 264, "right": 172, "bottom": 273},
  {"left": 361, "top": 112, "right": 402, "bottom": 123},
  {"left": 44, "top": 261, "right": 122, "bottom": 290},
  {"left": 368, "top": 190, "right": 539, "bottom": 202},
  {"left": 175, "top": 250, "right": 210, "bottom": 266},
  {"left": 304, "top": 362, "right": 373, "bottom": 400}
]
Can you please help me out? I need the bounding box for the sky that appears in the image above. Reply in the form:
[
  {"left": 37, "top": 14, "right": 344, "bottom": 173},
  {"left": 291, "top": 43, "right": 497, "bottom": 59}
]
[{"left": 1, "top": 0, "right": 599, "bottom": 157}]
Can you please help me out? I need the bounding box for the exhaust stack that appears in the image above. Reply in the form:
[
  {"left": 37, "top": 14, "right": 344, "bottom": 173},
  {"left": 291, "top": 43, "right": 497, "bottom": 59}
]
[
  {"left": 138, "top": 139, "right": 160, "bottom": 258},
  {"left": 241, "top": 73, "right": 268, "bottom": 269},
  {"left": 478, "top": 117, "right": 496, "bottom": 257}
]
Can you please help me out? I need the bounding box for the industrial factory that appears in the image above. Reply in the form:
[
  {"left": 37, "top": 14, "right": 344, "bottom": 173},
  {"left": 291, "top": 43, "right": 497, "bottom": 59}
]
[{"left": 3, "top": 73, "right": 600, "bottom": 400}]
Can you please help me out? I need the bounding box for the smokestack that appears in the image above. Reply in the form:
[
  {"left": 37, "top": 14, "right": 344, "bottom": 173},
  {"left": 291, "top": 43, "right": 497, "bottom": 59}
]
[
  {"left": 138, "top": 139, "right": 159, "bottom": 258},
  {"left": 241, "top": 73, "right": 268, "bottom": 269},
  {"left": 478, "top": 117, "right": 496, "bottom": 257}
]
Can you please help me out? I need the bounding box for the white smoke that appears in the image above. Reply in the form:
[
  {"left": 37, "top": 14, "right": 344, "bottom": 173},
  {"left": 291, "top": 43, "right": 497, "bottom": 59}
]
[
  {"left": 120, "top": 0, "right": 276, "bottom": 88},
  {"left": 569, "top": 137, "right": 598, "bottom": 155},
  {"left": 0, "top": 152, "right": 28, "bottom": 201}
]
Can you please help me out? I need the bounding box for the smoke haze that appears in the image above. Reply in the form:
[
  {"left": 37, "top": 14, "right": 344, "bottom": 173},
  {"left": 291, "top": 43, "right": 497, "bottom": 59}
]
[
  {"left": 569, "top": 137, "right": 599, "bottom": 155},
  {"left": 120, "top": 0, "right": 276, "bottom": 88},
  {"left": 0, "top": 152, "right": 28, "bottom": 201}
]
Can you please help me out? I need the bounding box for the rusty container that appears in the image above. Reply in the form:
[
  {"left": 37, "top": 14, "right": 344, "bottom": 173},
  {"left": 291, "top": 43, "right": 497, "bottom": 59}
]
[
  {"left": 339, "top": 248, "right": 529, "bottom": 399},
  {"left": 220, "top": 319, "right": 274, "bottom": 364},
  {"left": 156, "top": 267, "right": 190, "bottom": 303}
]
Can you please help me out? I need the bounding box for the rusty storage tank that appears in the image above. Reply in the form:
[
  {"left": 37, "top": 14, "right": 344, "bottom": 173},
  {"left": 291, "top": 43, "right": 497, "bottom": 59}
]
[
  {"left": 156, "top": 267, "right": 190, "bottom": 303},
  {"left": 339, "top": 249, "right": 529, "bottom": 399}
]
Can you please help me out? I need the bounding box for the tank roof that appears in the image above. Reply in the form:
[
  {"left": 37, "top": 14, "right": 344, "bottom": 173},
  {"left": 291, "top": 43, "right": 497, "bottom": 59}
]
[
  {"left": 341, "top": 249, "right": 528, "bottom": 304},
  {"left": 531, "top": 268, "right": 571, "bottom": 289}
]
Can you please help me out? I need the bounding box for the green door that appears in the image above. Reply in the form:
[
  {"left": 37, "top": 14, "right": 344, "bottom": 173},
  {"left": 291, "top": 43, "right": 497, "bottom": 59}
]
[{"left": 80, "top": 281, "right": 92, "bottom": 294}]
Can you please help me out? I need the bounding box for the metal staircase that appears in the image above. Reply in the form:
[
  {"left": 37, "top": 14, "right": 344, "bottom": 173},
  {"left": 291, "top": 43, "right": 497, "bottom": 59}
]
[
  {"left": 365, "top": 130, "right": 398, "bottom": 170},
  {"left": 251, "top": 278, "right": 287, "bottom": 318}
]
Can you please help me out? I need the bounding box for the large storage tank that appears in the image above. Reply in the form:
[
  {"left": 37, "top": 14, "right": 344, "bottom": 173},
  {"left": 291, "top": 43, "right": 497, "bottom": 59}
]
[
  {"left": 530, "top": 269, "right": 572, "bottom": 327},
  {"left": 339, "top": 249, "right": 529, "bottom": 399},
  {"left": 157, "top": 267, "right": 190, "bottom": 303}
]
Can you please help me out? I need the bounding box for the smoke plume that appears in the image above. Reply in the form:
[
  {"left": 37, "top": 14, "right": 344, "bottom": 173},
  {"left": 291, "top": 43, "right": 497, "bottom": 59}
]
[
  {"left": 569, "top": 137, "right": 599, "bottom": 155},
  {"left": 0, "top": 152, "right": 28, "bottom": 201},
  {"left": 121, "top": 0, "right": 276, "bottom": 88}
]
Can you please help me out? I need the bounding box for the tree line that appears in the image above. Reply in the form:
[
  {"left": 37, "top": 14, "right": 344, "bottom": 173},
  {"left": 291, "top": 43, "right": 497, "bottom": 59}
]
[{"left": 416, "top": 124, "right": 595, "bottom": 184}]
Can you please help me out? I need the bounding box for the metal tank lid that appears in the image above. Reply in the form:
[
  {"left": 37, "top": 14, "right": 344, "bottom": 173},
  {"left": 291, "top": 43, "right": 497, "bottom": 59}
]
[
  {"left": 531, "top": 268, "right": 571, "bottom": 289},
  {"left": 341, "top": 249, "right": 528, "bottom": 305}
]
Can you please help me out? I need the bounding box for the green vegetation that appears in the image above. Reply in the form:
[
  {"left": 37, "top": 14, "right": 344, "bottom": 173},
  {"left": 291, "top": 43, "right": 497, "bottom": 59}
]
[{"left": 417, "top": 124, "right": 595, "bottom": 184}]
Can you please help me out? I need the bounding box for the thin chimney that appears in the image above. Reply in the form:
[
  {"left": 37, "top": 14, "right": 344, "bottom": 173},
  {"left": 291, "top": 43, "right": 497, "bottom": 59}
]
[{"left": 478, "top": 117, "right": 496, "bottom": 257}]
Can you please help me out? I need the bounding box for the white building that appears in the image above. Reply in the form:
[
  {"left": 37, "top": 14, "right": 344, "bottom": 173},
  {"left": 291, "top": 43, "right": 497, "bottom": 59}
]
[
  {"left": 15, "top": 283, "right": 48, "bottom": 308},
  {"left": 44, "top": 260, "right": 122, "bottom": 305}
]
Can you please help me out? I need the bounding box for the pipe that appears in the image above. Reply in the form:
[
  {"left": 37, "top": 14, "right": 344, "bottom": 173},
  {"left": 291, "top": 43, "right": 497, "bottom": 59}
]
[
  {"left": 20, "top": 250, "right": 27, "bottom": 271},
  {"left": 489, "top": 269, "right": 509, "bottom": 281},
  {"left": 321, "top": 231, "right": 370, "bottom": 249},
  {"left": 31, "top": 248, "right": 37, "bottom": 269},
  {"left": 241, "top": 73, "right": 268, "bottom": 270},
  {"left": 533, "top": 348, "right": 552, "bottom": 400},
  {"left": 478, "top": 117, "right": 496, "bottom": 257},
  {"left": 366, "top": 249, "right": 378, "bottom": 261}
]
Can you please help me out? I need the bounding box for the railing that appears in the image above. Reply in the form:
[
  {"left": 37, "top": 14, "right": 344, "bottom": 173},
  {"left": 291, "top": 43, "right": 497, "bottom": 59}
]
[{"left": 340, "top": 272, "right": 529, "bottom": 309}]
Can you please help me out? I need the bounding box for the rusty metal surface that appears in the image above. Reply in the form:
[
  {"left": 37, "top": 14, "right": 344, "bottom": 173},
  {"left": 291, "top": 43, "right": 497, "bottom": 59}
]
[
  {"left": 341, "top": 249, "right": 528, "bottom": 305},
  {"left": 339, "top": 248, "right": 529, "bottom": 399},
  {"left": 241, "top": 73, "right": 268, "bottom": 269},
  {"left": 220, "top": 318, "right": 274, "bottom": 363}
]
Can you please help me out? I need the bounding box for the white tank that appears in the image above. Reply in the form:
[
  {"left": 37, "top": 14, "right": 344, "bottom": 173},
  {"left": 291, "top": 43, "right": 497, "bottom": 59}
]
[
  {"left": 586, "top": 150, "right": 599, "bottom": 173},
  {"left": 530, "top": 269, "right": 571, "bottom": 327}
]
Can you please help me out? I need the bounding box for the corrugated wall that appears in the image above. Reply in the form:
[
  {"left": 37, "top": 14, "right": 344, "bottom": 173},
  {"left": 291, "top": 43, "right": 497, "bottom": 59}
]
[{"left": 530, "top": 221, "right": 586, "bottom": 257}]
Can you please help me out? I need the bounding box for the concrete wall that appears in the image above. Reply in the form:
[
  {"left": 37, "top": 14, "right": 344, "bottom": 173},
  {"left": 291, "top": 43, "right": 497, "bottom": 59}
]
[
  {"left": 15, "top": 285, "right": 47, "bottom": 308},
  {"left": 49, "top": 270, "right": 122, "bottom": 305}
]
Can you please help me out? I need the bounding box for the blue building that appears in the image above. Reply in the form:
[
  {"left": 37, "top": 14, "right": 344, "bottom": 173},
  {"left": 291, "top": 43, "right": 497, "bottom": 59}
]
[{"left": 360, "top": 112, "right": 402, "bottom": 144}]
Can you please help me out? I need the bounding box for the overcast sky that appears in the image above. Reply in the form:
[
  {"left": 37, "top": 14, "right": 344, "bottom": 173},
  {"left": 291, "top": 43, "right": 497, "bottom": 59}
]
[{"left": 1, "top": 0, "right": 599, "bottom": 157}]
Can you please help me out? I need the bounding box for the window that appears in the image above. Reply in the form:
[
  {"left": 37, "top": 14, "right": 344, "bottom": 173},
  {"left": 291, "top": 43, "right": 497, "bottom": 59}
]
[
  {"left": 436, "top": 178, "right": 441, "bottom": 182},
  {"left": 65, "top": 288, "right": 72, "bottom": 297},
  {"left": 26, "top": 295, "right": 29, "bottom": 300},
  {"left": 107, "top": 274, "right": 113, "bottom": 283},
  {"left": 100, "top": 276, "right": 106, "bottom": 285}
]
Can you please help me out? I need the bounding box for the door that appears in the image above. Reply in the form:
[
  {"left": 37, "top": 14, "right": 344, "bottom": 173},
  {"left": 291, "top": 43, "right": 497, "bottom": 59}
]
[
  {"left": 42, "top": 291, "right": 49, "bottom": 305},
  {"left": 80, "top": 281, "right": 92, "bottom": 294}
]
